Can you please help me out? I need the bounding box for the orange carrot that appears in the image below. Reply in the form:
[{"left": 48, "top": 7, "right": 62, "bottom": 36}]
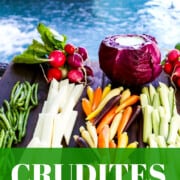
[
  {"left": 117, "top": 106, "right": 133, "bottom": 137},
  {"left": 82, "top": 98, "right": 92, "bottom": 116},
  {"left": 96, "top": 105, "right": 117, "bottom": 134},
  {"left": 117, "top": 132, "right": 129, "bottom": 148},
  {"left": 98, "top": 124, "right": 110, "bottom": 148},
  {"left": 109, "top": 140, "right": 117, "bottom": 148},
  {"left": 92, "top": 86, "right": 102, "bottom": 111},
  {"left": 115, "top": 95, "right": 139, "bottom": 113}
]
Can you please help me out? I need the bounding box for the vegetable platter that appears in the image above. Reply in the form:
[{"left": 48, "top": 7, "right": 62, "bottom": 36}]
[{"left": 1, "top": 23, "right": 180, "bottom": 148}]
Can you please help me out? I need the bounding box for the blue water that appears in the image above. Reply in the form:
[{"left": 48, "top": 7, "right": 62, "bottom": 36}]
[{"left": 0, "top": 0, "right": 180, "bottom": 63}]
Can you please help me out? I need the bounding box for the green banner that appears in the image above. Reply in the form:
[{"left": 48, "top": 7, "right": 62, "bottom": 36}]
[{"left": 1, "top": 148, "right": 180, "bottom": 180}]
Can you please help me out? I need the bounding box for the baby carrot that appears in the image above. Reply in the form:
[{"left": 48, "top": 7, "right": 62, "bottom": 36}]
[
  {"left": 117, "top": 106, "right": 133, "bottom": 137},
  {"left": 82, "top": 98, "right": 92, "bottom": 116},
  {"left": 96, "top": 105, "right": 117, "bottom": 134},
  {"left": 115, "top": 95, "right": 140, "bottom": 113},
  {"left": 98, "top": 124, "right": 110, "bottom": 148},
  {"left": 92, "top": 86, "right": 102, "bottom": 111},
  {"left": 86, "top": 86, "right": 94, "bottom": 105},
  {"left": 109, "top": 140, "right": 117, "bottom": 148}
]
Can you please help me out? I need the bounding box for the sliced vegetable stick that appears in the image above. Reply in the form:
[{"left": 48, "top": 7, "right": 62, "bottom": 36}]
[
  {"left": 46, "top": 79, "right": 59, "bottom": 101},
  {"left": 109, "top": 111, "right": 123, "bottom": 141},
  {"left": 109, "top": 140, "right": 117, "bottom": 148},
  {"left": 127, "top": 141, "right": 138, "bottom": 148},
  {"left": 117, "top": 132, "right": 128, "bottom": 148},
  {"left": 82, "top": 98, "right": 92, "bottom": 116},
  {"left": 86, "top": 87, "right": 122, "bottom": 120},
  {"left": 80, "top": 126, "right": 95, "bottom": 148},
  {"left": 64, "top": 111, "right": 78, "bottom": 145},
  {"left": 98, "top": 124, "right": 110, "bottom": 148},
  {"left": 86, "top": 121, "right": 98, "bottom": 147},
  {"left": 116, "top": 95, "right": 139, "bottom": 113},
  {"left": 73, "top": 135, "right": 89, "bottom": 148},
  {"left": 87, "top": 86, "right": 94, "bottom": 105},
  {"left": 92, "top": 86, "right": 102, "bottom": 111},
  {"left": 117, "top": 106, "right": 133, "bottom": 137},
  {"left": 120, "top": 89, "right": 131, "bottom": 104},
  {"left": 96, "top": 106, "right": 117, "bottom": 134},
  {"left": 101, "top": 84, "right": 111, "bottom": 100}
]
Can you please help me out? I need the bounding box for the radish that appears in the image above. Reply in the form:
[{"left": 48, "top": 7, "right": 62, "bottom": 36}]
[
  {"left": 163, "top": 62, "right": 173, "bottom": 75},
  {"left": 77, "top": 47, "right": 88, "bottom": 61},
  {"left": 167, "top": 49, "right": 180, "bottom": 63},
  {"left": 67, "top": 69, "right": 84, "bottom": 83},
  {"left": 64, "top": 43, "right": 75, "bottom": 55},
  {"left": 49, "top": 50, "right": 66, "bottom": 67},
  {"left": 47, "top": 68, "right": 62, "bottom": 82},
  {"left": 67, "top": 53, "right": 83, "bottom": 68},
  {"left": 84, "top": 65, "right": 94, "bottom": 77}
]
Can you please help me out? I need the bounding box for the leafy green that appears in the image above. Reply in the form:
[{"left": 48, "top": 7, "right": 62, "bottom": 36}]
[{"left": 13, "top": 23, "right": 67, "bottom": 64}]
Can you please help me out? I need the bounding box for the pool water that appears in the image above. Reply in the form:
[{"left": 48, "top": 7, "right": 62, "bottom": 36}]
[{"left": 0, "top": 0, "right": 180, "bottom": 63}]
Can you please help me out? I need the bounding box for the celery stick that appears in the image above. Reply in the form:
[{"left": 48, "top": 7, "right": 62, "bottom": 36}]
[
  {"left": 158, "top": 106, "right": 169, "bottom": 140},
  {"left": 140, "top": 94, "right": 149, "bottom": 108},
  {"left": 149, "top": 84, "right": 157, "bottom": 105},
  {"left": 148, "top": 134, "right": 158, "bottom": 148},
  {"left": 156, "top": 136, "right": 167, "bottom": 148},
  {"left": 151, "top": 109, "right": 160, "bottom": 136},
  {"left": 143, "top": 105, "right": 153, "bottom": 143},
  {"left": 167, "top": 116, "right": 179, "bottom": 145},
  {"left": 168, "top": 87, "right": 174, "bottom": 116},
  {"left": 152, "top": 92, "right": 160, "bottom": 109},
  {"left": 158, "top": 83, "right": 171, "bottom": 122},
  {"left": 141, "top": 86, "right": 150, "bottom": 104}
]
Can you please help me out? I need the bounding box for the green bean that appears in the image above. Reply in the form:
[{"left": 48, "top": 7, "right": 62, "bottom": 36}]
[
  {"left": 17, "top": 111, "right": 25, "bottom": 142},
  {"left": 7, "top": 130, "right": 15, "bottom": 148},
  {"left": 11, "top": 83, "right": 24, "bottom": 106},
  {"left": 24, "top": 81, "right": 32, "bottom": 110},
  {"left": 21, "top": 106, "right": 32, "bottom": 138},
  {"left": 31, "top": 83, "right": 39, "bottom": 106},
  {"left": 0, "top": 120, "right": 6, "bottom": 129},
  {"left": 2, "top": 131, "right": 9, "bottom": 148},
  {"left": 10, "top": 81, "right": 20, "bottom": 100},
  {"left": 0, "top": 129, "right": 5, "bottom": 148},
  {"left": 0, "top": 113, "right": 11, "bottom": 130}
]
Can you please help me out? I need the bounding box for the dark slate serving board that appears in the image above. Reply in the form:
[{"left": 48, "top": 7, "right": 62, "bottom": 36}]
[{"left": 0, "top": 62, "right": 179, "bottom": 147}]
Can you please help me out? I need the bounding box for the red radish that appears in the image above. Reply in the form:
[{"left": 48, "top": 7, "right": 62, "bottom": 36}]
[
  {"left": 67, "top": 69, "right": 84, "bottom": 83},
  {"left": 67, "top": 53, "right": 83, "bottom": 68},
  {"left": 167, "top": 49, "right": 180, "bottom": 63},
  {"left": 77, "top": 47, "right": 88, "bottom": 61},
  {"left": 163, "top": 62, "right": 173, "bottom": 75},
  {"left": 64, "top": 43, "right": 75, "bottom": 55},
  {"left": 47, "top": 68, "right": 62, "bottom": 82},
  {"left": 84, "top": 65, "right": 94, "bottom": 77},
  {"left": 49, "top": 50, "right": 66, "bottom": 67}
]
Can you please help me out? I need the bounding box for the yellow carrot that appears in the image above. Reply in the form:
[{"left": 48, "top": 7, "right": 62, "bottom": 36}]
[
  {"left": 92, "top": 86, "right": 102, "bottom": 111},
  {"left": 101, "top": 84, "right": 111, "bottom": 100},
  {"left": 116, "top": 95, "right": 139, "bottom": 113},
  {"left": 82, "top": 98, "right": 92, "bottom": 116},
  {"left": 127, "top": 141, "right": 138, "bottom": 148},
  {"left": 117, "top": 132, "right": 128, "bottom": 148},
  {"left": 120, "top": 89, "right": 131, "bottom": 104},
  {"left": 87, "top": 86, "right": 94, "bottom": 105},
  {"left": 98, "top": 124, "right": 110, "bottom": 148},
  {"left": 109, "top": 111, "right": 123, "bottom": 141},
  {"left": 117, "top": 106, "right": 133, "bottom": 136},
  {"left": 96, "top": 106, "right": 117, "bottom": 134}
]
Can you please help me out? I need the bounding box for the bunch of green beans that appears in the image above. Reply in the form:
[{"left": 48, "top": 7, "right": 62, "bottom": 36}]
[{"left": 0, "top": 81, "right": 38, "bottom": 148}]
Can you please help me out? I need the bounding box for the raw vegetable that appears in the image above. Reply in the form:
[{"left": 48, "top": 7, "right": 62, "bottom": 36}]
[
  {"left": 99, "top": 34, "right": 162, "bottom": 86},
  {"left": 64, "top": 43, "right": 75, "bottom": 55},
  {"left": 162, "top": 48, "right": 180, "bottom": 89},
  {"left": 67, "top": 69, "right": 84, "bottom": 83},
  {"left": 0, "top": 81, "right": 38, "bottom": 148},
  {"left": 48, "top": 50, "right": 66, "bottom": 67},
  {"left": 91, "top": 86, "right": 102, "bottom": 111},
  {"left": 98, "top": 124, "right": 110, "bottom": 148},
  {"left": 47, "top": 68, "right": 62, "bottom": 82},
  {"left": 140, "top": 82, "right": 180, "bottom": 148},
  {"left": 77, "top": 47, "right": 88, "bottom": 61},
  {"left": 12, "top": 23, "right": 94, "bottom": 85}
]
